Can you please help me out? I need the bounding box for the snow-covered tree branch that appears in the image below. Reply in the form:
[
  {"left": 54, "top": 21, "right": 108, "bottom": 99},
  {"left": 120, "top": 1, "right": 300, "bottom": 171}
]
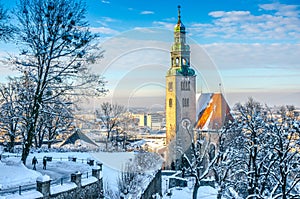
[{"left": 4, "top": 0, "right": 107, "bottom": 164}]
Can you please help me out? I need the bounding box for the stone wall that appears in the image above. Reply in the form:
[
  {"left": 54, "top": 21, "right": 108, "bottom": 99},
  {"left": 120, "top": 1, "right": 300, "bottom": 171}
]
[
  {"left": 36, "top": 165, "right": 104, "bottom": 199},
  {"left": 49, "top": 179, "right": 102, "bottom": 199},
  {"left": 168, "top": 176, "right": 187, "bottom": 189},
  {"left": 140, "top": 169, "right": 162, "bottom": 199}
]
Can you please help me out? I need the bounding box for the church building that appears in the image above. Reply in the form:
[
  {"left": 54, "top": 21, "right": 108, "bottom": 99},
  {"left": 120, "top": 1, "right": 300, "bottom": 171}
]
[
  {"left": 165, "top": 6, "right": 196, "bottom": 167},
  {"left": 165, "top": 6, "right": 233, "bottom": 168}
]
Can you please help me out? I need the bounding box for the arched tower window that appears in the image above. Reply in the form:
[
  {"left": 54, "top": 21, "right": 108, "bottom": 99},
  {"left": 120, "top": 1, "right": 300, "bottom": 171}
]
[
  {"left": 175, "top": 57, "right": 179, "bottom": 66},
  {"left": 168, "top": 82, "right": 173, "bottom": 91},
  {"left": 182, "top": 58, "right": 186, "bottom": 65},
  {"left": 169, "top": 98, "right": 173, "bottom": 107}
]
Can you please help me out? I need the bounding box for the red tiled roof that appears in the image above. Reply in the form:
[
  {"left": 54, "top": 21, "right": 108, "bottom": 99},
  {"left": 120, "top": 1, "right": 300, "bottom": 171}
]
[{"left": 196, "top": 93, "right": 233, "bottom": 130}]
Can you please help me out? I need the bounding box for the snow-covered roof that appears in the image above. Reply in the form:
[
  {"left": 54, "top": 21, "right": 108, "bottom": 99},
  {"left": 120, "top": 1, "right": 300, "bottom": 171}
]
[
  {"left": 196, "top": 93, "right": 233, "bottom": 131},
  {"left": 60, "top": 129, "right": 98, "bottom": 147}
]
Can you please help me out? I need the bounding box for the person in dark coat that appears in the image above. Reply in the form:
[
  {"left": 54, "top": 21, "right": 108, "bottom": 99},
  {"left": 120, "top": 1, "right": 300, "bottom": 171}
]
[
  {"left": 43, "top": 157, "right": 47, "bottom": 170},
  {"left": 32, "top": 156, "right": 38, "bottom": 170}
]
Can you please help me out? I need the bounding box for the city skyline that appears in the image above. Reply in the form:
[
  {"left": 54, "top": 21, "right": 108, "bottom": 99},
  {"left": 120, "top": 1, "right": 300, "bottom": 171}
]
[{"left": 0, "top": 0, "right": 299, "bottom": 108}]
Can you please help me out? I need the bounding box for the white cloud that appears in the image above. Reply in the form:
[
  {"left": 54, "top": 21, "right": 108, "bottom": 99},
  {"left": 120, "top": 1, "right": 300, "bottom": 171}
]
[
  {"left": 101, "top": 0, "right": 110, "bottom": 4},
  {"left": 200, "top": 43, "right": 300, "bottom": 100},
  {"left": 163, "top": 17, "right": 176, "bottom": 22},
  {"left": 96, "top": 17, "right": 118, "bottom": 27},
  {"left": 202, "top": 43, "right": 300, "bottom": 70},
  {"left": 140, "top": 11, "right": 154, "bottom": 15},
  {"left": 90, "top": 27, "right": 120, "bottom": 35},
  {"left": 191, "top": 3, "right": 300, "bottom": 42},
  {"left": 133, "top": 27, "right": 157, "bottom": 33},
  {"left": 209, "top": 11, "right": 251, "bottom": 19},
  {"left": 259, "top": 3, "right": 299, "bottom": 17},
  {"left": 152, "top": 21, "right": 174, "bottom": 30},
  {"left": 101, "top": 17, "right": 117, "bottom": 23}
]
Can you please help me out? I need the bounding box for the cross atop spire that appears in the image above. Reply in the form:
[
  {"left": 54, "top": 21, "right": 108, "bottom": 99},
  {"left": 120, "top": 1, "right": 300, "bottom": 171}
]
[
  {"left": 177, "top": 5, "right": 181, "bottom": 24},
  {"left": 174, "top": 5, "right": 185, "bottom": 33}
]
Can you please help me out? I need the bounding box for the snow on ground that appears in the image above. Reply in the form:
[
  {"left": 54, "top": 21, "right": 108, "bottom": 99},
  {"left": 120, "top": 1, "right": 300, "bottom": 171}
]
[
  {"left": 0, "top": 151, "right": 219, "bottom": 199},
  {"left": 92, "top": 152, "right": 135, "bottom": 172},
  {"left": 0, "top": 157, "right": 41, "bottom": 190},
  {"left": 162, "top": 186, "right": 218, "bottom": 199},
  {"left": 25, "top": 152, "right": 93, "bottom": 183},
  {"left": 161, "top": 171, "right": 218, "bottom": 199},
  {"left": 163, "top": 187, "right": 193, "bottom": 198},
  {"left": 197, "top": 186, "right": 218, "bottom": 199},
  {"left": 0, "top": 152, "right": 94, "bottom": 198},
  {"left": 92, "top": 151, "right": 135, "bottom": 194},
  {"left": 0, "top": 151, "right": 146, "bottom": 198}
]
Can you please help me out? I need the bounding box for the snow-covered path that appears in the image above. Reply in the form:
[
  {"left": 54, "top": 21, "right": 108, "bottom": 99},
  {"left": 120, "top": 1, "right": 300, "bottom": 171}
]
[{"left": 24, "top": 153, "right": 93, "bottom": 183}]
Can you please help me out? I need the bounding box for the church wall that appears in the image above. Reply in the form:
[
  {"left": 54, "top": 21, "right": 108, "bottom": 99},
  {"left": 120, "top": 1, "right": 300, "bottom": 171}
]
[{"left": 174, "top": 75, "right": 196, "bottom": 159}]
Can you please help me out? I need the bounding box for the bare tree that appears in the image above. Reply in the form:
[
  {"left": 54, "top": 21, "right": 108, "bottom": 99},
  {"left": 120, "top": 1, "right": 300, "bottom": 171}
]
[
  {"left": 0, "top": 78, "right": 22, "bottom": 152},
  {"left": 96, "top": 102, "right": 125, "bottom": 150},
  {"left": 214, "top": 98, "right": 300, "bottom": 199},
  {"left": 0, "top": 1, "right": 14, "bottom": 41},
  {"left": 117, "top": 152, "right": 162, "bottom": 197},
  {"left": 265, "top": 107, "right": 300, "bottom": 199},
  {"left": 211, "top": 126, "right": 239, "bottom": 199},
  {"left": 180, "top": 123, "right": 220, "bottom": 199},
  {"left": 118, "top": 159, "right": 137, "bottom": 196},
  {"left": 34, "top": 97, "right": 74, "bottom": 148},
  {"left": 8, "top": 0, "right": 106, "bottom": 164}
]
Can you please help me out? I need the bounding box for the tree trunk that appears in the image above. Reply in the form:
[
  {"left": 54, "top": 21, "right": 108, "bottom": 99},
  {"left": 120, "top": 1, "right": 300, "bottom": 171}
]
[
  {"left": 193, "top": 180, "right": 200, "bottom": 199},
  {"left": 217, "top": 190, "right": 222, "bottom": 199},
  {"left": 281, "top": 171, "right": 287, "bottom": 199},
  {"left": 21, "top": 133, "right": 33, "bottom": 165},
  {"left": 21, "top": 103, "right": 40, "bottom": 165},
  {"left": 8, "top": 134, "right": 15, "bottom": 153}
]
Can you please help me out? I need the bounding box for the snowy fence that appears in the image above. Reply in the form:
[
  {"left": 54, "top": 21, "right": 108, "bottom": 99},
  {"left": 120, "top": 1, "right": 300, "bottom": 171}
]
[
  {"left": 0, "top": 166, "right": 103, "bottom": 198},
  {"left": 0, "top": 156, "right": 102, "bottom": 196},
  {"left": 0, "top": 154, "right": 21, "bottom": 159},
  {"left": 0, "top": 181, "right": 37, "bottom": 196}
]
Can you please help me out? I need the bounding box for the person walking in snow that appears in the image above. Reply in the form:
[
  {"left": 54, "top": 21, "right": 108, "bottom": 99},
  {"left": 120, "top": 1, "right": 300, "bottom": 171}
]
[
  {"left": 43, "top": 157, "right": 47, "bottom": 170},
  {"left": 32, "top": 156, "right": 38, "bottom": 170}
]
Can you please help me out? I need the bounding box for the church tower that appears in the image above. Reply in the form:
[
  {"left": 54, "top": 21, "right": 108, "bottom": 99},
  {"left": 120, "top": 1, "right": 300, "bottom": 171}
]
[{"left": 165, "top": 6, "right": 196, "bottom": 167}]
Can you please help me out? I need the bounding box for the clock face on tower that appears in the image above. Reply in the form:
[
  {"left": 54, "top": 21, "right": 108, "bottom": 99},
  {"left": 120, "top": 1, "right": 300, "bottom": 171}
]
[{"left": 181, "top": 118, "right": 191, "bottom": 129}]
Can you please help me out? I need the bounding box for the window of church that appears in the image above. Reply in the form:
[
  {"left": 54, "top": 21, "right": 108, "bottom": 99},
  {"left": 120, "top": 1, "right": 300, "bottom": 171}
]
[
  {"left": 181, "top": 80, "right": 190, "bottom": 90},
  {"left": 182, "top": 58, "right": 186, "bottom": 65},
  {"left": 182, "top": 98, "right": 189, "bottom": 107},
  {"left": 175, "top": 57, "right": 179, "bottom": 66},
  {"left": 169, "top": 98, "right": 173, "bottom": 107},
  {"left": 168, "top": 82, "right": 173, "bottom": 92}
]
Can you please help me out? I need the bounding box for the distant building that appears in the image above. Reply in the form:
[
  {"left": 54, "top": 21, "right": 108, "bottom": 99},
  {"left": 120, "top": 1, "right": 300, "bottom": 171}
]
[
  {"left": 136, "top": 112, "right": 165, "bottom": 130},
  {"left": 138, "top": 114, "right": 152, "bottom": 128}
]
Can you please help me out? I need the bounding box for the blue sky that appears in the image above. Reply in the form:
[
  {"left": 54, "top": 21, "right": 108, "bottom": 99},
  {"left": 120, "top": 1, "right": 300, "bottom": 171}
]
[
  {"left": 0, "top": 0, "right": 300, "bottom": 108},
  {"left": 86, "top": 0, "right": 300, "bottom": 43}
]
